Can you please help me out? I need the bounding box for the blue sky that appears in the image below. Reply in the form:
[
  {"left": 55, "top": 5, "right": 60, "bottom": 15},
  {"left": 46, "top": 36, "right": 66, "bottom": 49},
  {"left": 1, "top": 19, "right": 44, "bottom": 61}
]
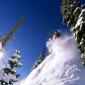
[{"left": 0, "top": 0, "right": 85, "bottom": 79}]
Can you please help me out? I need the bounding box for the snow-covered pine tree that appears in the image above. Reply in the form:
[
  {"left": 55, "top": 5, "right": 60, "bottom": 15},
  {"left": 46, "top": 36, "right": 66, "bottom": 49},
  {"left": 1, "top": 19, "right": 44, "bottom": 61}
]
[
  {"left": 0, "top": 50, "right": 22, "bottom": 85},
  {"left": 32, "top": 50, "right": 46, "bottom": 69},
  {"left": 61, "top": 0, "right": 85, "bottom": 64}
]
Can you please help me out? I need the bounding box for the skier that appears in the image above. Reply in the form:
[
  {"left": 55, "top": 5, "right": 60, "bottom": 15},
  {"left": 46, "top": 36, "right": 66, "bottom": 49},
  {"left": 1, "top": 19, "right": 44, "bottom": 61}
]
[{"left": 53, "top": 31, "right": 61, "bottom": 39}]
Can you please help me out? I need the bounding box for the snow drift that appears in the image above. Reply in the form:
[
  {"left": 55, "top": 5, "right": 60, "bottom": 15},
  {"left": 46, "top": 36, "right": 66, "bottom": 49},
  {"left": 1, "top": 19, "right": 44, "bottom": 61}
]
[{"left": 19, "top": 35, "right": 85, "bottom": 85}]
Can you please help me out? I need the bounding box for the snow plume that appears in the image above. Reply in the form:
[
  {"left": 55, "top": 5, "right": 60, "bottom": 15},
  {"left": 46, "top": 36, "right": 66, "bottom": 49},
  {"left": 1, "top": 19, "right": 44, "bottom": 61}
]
[{"left": 19, "top": 35, "right": 85, "bottom": 85}]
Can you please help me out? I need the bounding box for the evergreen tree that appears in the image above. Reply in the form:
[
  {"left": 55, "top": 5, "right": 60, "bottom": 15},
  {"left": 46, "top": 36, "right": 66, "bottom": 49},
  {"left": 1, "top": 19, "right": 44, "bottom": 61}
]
[
  {"left": 61, "top": 0, "right": 81, "bottom": 26},
  {"left": 33, "top": 50, "right": 46, "bottom": 69},
  {"left": 61, "top": 0, "right": 85, "bottom": 64},
  {"left": 0, "top": 50, "right": 22, "bottom": 85}
]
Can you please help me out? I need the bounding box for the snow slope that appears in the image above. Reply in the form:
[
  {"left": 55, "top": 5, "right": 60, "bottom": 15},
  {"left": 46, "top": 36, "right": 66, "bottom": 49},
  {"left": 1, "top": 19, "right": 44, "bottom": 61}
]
[{"left": 19, "top": 35, "right": 85, "bottom": 85}]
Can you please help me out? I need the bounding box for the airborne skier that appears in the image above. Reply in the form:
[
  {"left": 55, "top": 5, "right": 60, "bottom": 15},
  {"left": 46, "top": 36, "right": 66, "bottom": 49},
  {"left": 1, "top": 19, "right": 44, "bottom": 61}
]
[{"left": 53, "top": 31, "right": 61, "bottom": 39}]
